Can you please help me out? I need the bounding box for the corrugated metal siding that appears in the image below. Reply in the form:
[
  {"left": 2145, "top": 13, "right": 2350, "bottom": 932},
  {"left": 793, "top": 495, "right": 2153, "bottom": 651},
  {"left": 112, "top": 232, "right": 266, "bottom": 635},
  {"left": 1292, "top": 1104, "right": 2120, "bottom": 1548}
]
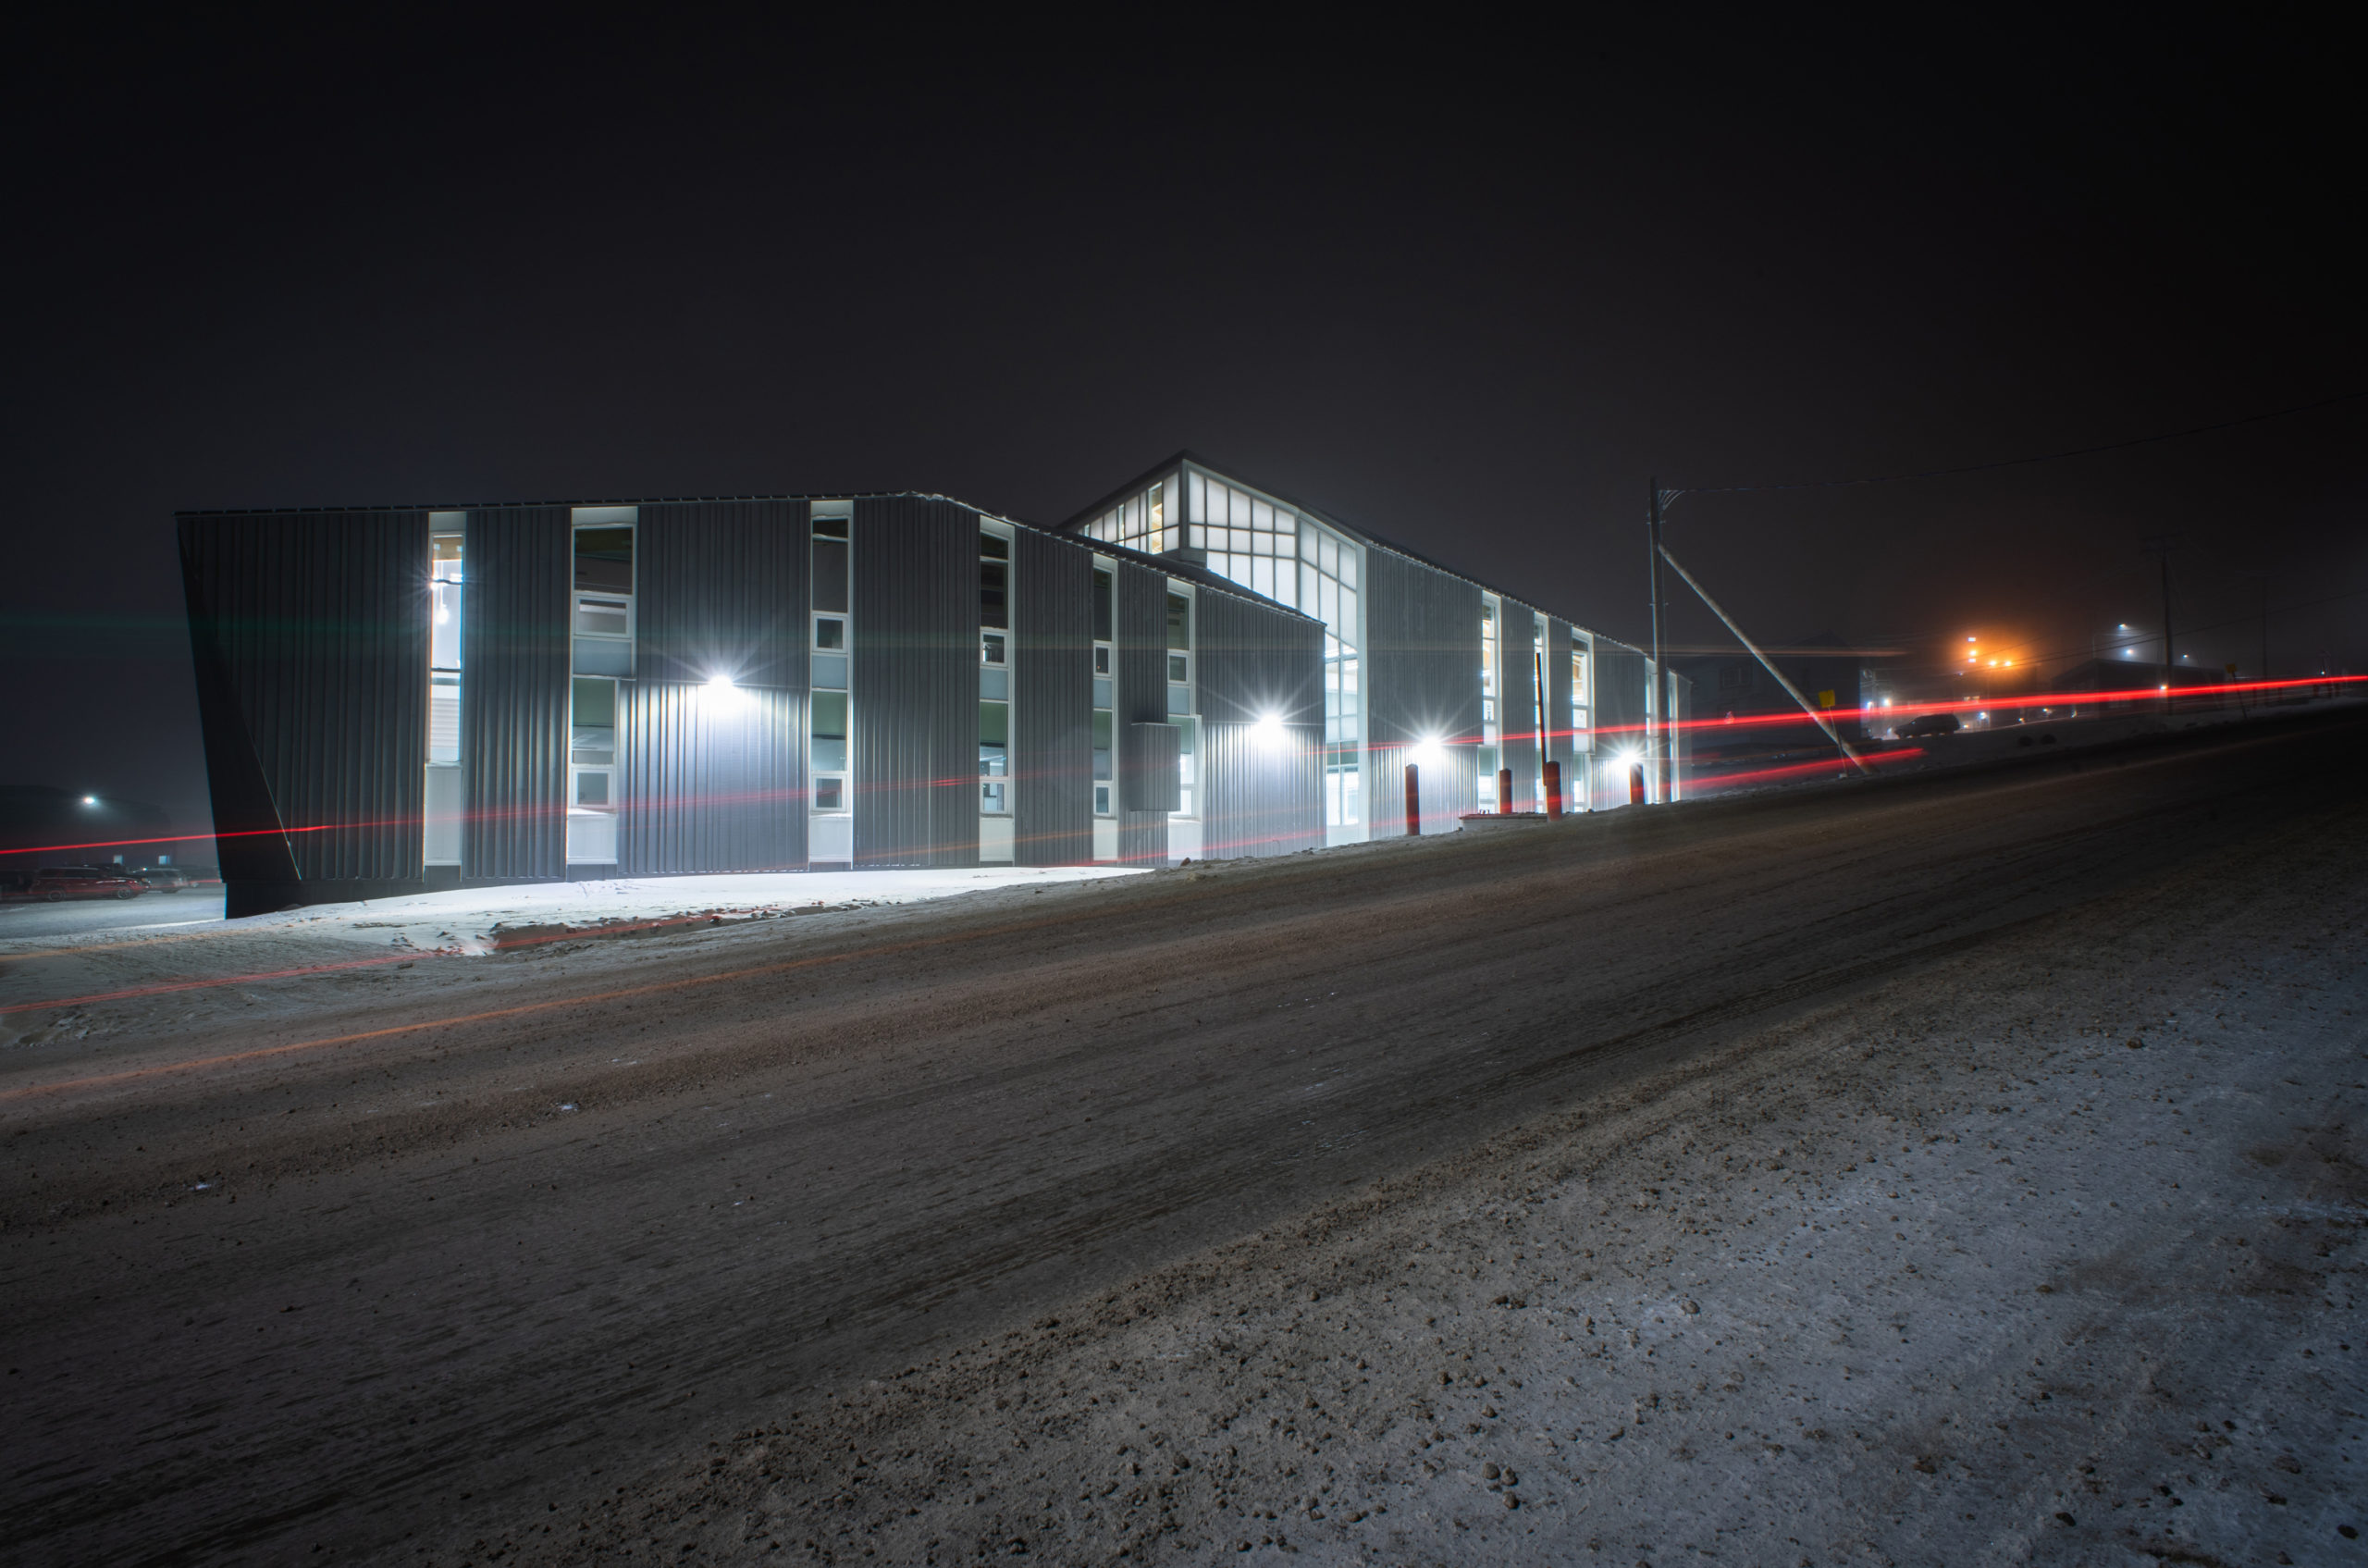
[
  {"left": 635, "top": 500, "right": 808, "bottom": 688},
  {"left": 1546, "top": 620, "right": 1577, "bottom": 809},
  {"left": 1013, "top": 528, "right": 1092, "bottom": 866},
  {"left": 177, "top": 510, "right": 428, "bottom": 912},
  {"left": 1595, "top": 640, "right": 1647, "bottom": 807},
  {"left": 1364, "top": 549, "right": 1482, "bottom": 833},
  {"left": 1501, "top": 599, "right": 1541, "bottom": 802},
  {"left": 1194, "top": 587, "right": 1323, "bottom": 858},
  {"left": 619, "top": 683, "right": 804, "bottom": 873},
  {"left": 852, "top": 496, "right": 977, "bottom": 868},
  {"left": 464, "top": 506, "right": 571, "bottom": 880},
  {"left": 1114, "top": 562, "right": 1170, "bottom": 866}
]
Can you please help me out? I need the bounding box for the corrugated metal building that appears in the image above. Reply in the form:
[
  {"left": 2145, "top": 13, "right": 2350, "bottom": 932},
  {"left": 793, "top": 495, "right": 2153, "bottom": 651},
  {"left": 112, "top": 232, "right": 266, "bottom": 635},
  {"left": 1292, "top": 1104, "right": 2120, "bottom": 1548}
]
[
  {"left": 179, "top": 462, "right": 1684, "bottom": 917},
  {"left": 1062, "top": 455, "right": 1685, "bottom": 845}
]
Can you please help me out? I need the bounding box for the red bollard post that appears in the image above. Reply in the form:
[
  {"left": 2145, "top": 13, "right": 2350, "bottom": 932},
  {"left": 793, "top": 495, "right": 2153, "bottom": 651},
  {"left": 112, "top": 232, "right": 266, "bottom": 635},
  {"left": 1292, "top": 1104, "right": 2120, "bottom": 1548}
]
[
  {"left": 1497, "top": 767, "right": 1513, "bottom": 815},
  {"left": 1544, "top": 759, "right": 1562, "bottom": 819},
  {"left": 1628, "top": 762, "right": 1646, "bottom": 806},
  {"left": 1404, "top": 761, "right": 1422, "bottom": 837}
]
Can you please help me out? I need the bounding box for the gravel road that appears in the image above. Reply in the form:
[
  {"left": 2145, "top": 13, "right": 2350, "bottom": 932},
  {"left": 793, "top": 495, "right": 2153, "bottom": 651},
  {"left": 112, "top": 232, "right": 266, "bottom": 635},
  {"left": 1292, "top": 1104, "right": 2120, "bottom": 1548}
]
[{"left": 5, "top": 713, "right": 2363, "bottom": 1566}]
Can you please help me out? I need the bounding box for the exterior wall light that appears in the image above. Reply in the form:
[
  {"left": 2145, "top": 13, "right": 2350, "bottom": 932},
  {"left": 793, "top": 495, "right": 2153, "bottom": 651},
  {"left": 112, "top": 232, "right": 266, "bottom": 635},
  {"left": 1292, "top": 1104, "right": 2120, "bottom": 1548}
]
[
  {"left": 1252, "top": 712, "right": 1288, "bottom": 747},
  {"left": 1408, "top": 735, "right": 1443, "bottom": 768},
  {"left": 81, "top": 795, "right": 99, "bottom": 806}
]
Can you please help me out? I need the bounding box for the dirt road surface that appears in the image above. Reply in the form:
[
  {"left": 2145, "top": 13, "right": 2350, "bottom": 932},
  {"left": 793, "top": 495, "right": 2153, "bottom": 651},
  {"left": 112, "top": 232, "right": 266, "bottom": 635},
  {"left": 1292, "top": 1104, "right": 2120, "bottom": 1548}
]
[{"left": 5, "top": 714, "right": 2364, "bottom": 1566}]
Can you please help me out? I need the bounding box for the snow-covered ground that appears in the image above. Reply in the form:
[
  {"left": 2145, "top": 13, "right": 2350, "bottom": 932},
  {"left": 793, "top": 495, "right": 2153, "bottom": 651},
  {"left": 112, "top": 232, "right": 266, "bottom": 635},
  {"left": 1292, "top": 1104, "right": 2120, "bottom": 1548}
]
[{"left": 0, "top": 867, "right": 1141, "bottom": 956}]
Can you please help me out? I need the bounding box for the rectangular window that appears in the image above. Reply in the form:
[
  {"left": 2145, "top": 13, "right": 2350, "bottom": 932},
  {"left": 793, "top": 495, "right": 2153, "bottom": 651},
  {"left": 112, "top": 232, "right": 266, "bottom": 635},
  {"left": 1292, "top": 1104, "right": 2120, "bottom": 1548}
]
[
  {"left": 574, "top": 527, "right": 634, "bottom": 593},
  {"left": 812, "top": 515, "right": 849, "bottom": 615},
  {"left": 811, "top": 690, "right": 848, "bottom": 773},
  {"left": 980, "top": 560, "right": 1008, "bottom": 630},
  {"left": 815, "top": 617, "right": 844, "bottom": 650},
  {"left": 430, "top": 535, "right": 463, "bottom": 672},
  {"left": 1571, "top": 648, "right": 1592, "bottom": 753},
  {"left": 1092, "top": 569, "right": 1114, "bottom": 641},
  {"left": 428, "top": 531, "right": 464, "bottom": 767},
  {"left": 572, "top": 524, "right": 635, "bottom": 679},
  {"left": 814, "top": 778, "right": 844, "bottom": 811},
  {"left": 572, "top": 676, "right": 617, "bottom": 764},
  {"left": 1166, "top": 591, "right": 1190, "bottom": 651},
  {"left": 980, "top": 698, "right": 1009, "bottom": 813}
]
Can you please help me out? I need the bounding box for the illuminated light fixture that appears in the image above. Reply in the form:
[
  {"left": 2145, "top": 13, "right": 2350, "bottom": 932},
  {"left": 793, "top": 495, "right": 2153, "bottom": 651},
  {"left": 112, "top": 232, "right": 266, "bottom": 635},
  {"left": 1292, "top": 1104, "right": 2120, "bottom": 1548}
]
[
  {"left": 81, "top": 795, "right": 98, "bottom": 806},
  {"left": 1409, "top": 735, "right": 1444, "bottom": 768},
  {"left": 1251, "top": 711, "right": 1288, "bottom": 747}
]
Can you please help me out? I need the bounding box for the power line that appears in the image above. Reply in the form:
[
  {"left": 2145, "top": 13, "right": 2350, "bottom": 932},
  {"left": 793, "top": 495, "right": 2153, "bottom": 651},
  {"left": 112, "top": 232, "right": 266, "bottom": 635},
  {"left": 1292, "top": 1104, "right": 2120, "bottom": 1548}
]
[{"left": 1666, "top": 389, "right": 2368, "bottom": 500}]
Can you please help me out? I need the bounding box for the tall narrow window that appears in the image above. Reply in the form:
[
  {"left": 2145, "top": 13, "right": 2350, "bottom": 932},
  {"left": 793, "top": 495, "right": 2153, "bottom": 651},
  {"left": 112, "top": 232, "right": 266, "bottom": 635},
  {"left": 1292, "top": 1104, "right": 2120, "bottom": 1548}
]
[
  {"left": 425, "top": 524, "right": 465, "bottom": 868},
  {"left": 1092, "top": 565, "right": 1116, "bottom": 818},
  {"left": 980, "top": 529, "right": 1012, "bottom": 819},
  {"left": 1166, "top": 586, "right": 1196, "bottom": 818},
  {"left": 428, "top": 533, "right": 464, "bottom": 763},
  {"left": 1478, "top": 598, "right": 1499, "bottom": 806},
  {"left": 809, "top": 506, "right": 854, "bottom": 856}
]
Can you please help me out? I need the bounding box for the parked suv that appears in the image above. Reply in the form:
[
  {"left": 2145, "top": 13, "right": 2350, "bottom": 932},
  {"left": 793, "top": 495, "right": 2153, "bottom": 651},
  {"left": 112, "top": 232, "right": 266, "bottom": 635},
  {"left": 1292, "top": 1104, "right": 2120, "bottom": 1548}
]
[
  {"left": 1895, "top": 712, "right": 1963, "bottom": 739},
  {"left": 30, "top": 866, "right": 147, "bottom": 901},
  {"left": 135, "top": 866, "right": 192, "bottom": 893}
]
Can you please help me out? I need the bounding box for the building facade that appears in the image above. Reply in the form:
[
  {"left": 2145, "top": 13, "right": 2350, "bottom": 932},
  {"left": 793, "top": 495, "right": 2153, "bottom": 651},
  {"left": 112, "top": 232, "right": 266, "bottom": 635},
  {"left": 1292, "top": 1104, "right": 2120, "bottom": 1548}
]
[{"left": 179, "top": 460, "right": 1684, "bottom": 917}]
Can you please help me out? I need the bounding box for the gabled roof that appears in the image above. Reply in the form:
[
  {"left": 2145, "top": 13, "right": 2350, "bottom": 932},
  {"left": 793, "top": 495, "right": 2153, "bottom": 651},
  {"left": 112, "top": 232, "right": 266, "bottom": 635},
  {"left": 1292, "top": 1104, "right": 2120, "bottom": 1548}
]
[{"left": 1056, "top": 451, "right": 1645, "bottom": 656}]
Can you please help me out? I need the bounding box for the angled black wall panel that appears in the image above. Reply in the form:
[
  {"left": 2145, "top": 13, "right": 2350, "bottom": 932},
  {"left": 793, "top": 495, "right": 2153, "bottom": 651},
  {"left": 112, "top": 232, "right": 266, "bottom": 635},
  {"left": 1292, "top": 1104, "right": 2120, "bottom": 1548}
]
[
  {"left": 463, "top": 507, "right": 571, "bottom": 881},
  {"left": 178, "top": 509, "right": 428, "bottom": 914},
  {"left": 1013, "top": 528, "right": 1092, "bottom": 866},
  {"left": 852, "top": 496, "right": 976, "bottom": 868}
]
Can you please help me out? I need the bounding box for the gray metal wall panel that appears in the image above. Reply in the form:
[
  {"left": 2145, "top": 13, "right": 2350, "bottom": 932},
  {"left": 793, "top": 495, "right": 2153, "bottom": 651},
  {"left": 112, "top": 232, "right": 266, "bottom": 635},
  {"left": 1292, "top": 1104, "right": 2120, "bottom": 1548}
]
[
  {"left": 619, "top": 683, "right": 804, "bottom": 874},
  {"left": 177, "top": 510, "right": 429, "bottom": 912},
  {"left": 1013, "top": 529, "right": 1092, "bottom": 866},
  {"left": 1114, "top": 562, "right": 1170, "bottom": 865},
  {"left": 1595, "top": 641, "right": 1647, "bottom": 805},
  {"left": 635, "top": 499, "right": 808, "bottom": 689},
  {"left": 1364, "top": 549, "right": 1482, "bottom": 833},
  {"left": 1194, "top": 587, "right": 1324, "bottom": 858},
  {"left": 464, "top": 506, "right": 571, "bottom": 881},
  {"left": 1546, "top": 620, "right": 1577, "bottom": 809},
  {"left": 852, "top": 496, "right": 977, "bottom": 868},
  {"left": 1501, "top": 599, "right": 1541, "bottom": 802},
  {"left": 1202, "top": 722, "right": 1323, "bottom": 858}
]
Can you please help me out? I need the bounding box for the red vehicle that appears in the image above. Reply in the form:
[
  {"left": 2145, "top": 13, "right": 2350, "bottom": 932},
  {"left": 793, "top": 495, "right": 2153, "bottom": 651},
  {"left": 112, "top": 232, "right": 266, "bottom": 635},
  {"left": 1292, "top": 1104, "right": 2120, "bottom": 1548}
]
[{"left": 30, "top": 866, "right": 148, "bottom": 901}]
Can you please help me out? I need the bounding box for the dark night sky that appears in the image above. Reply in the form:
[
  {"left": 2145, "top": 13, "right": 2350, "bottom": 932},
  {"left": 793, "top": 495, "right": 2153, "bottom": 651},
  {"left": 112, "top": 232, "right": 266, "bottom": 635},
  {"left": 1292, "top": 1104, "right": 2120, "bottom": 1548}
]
[{"left": 6, "top": 17, "right": 2362, "bottom": 834}]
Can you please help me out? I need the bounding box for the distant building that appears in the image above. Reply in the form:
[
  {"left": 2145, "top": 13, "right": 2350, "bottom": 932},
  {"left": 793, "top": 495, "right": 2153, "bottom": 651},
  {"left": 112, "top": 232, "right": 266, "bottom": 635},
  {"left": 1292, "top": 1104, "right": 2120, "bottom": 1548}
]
[
  {"left": 179, "top": 456, "right": 1691, "bottom": 916},
  {"left": 1671, "top": 632, "right": 1887, "bottom": 748}
]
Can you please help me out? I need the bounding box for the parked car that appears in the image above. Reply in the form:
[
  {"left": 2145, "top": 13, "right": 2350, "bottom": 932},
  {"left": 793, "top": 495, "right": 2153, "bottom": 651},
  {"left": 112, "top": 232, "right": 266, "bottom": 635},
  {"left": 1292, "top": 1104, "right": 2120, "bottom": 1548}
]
[
  {"left": 30, "top": 866, "right": 147, "bottom": 900},
  {"left": 1895, "top": 712, "right": 1963, "bottom": 739},
  {"left": 135, "top": 866, "right": 192, "bottom": 893}
]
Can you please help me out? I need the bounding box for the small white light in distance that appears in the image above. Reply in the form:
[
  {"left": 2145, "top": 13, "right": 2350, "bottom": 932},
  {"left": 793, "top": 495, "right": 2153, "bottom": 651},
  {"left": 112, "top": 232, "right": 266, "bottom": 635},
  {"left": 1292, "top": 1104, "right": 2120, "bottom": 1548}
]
[{"left": 81, "top": 795, "right": 98, "bottom": 806}]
